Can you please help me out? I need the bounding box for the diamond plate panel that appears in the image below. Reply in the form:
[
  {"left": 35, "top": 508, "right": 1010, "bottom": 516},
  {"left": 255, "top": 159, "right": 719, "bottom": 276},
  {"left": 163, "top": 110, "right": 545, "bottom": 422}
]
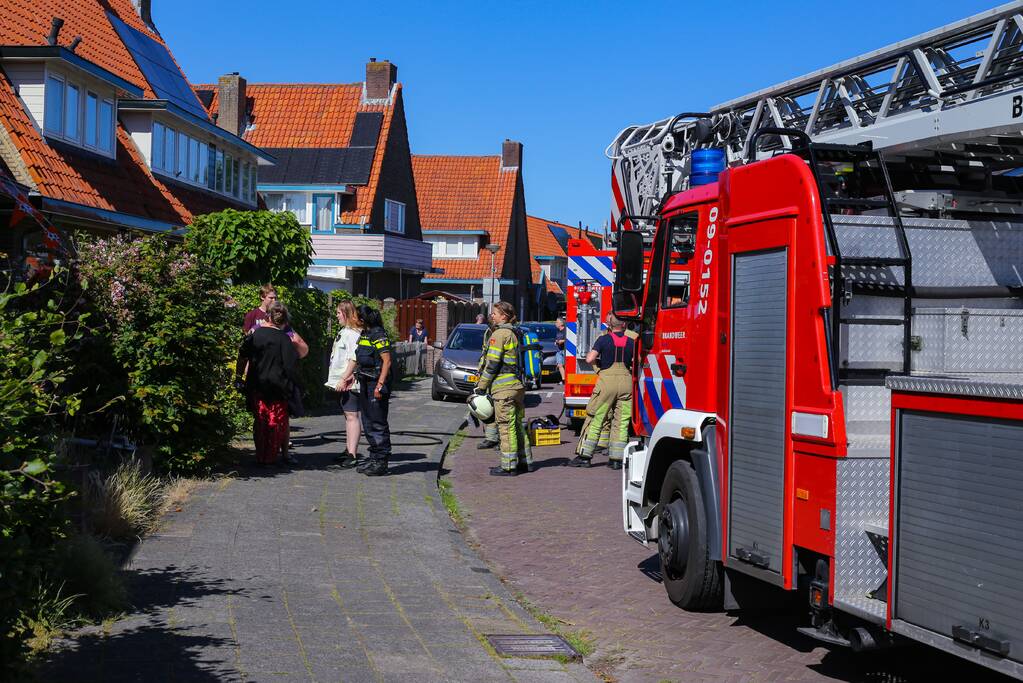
[
  {"left": 842, "top": 323, "right": 904, "bottom": 369},
  {"left": 831, "top": 216, "right": 903, "bottom": 259},
  {"left": 834, "top": 457, "right": 889, "bottom": 623},
  {"left": 887, "top": 374, "right": 1023, "bottom": 399},
  {"left": 830, "top": 215, "right": 1023, "bottom": 288},
  {"left": 912, "top": 308, "right": 1023, "bottom": 374},
  {"left": 841, "top": 385, "right": 891, "bottom": 423}
]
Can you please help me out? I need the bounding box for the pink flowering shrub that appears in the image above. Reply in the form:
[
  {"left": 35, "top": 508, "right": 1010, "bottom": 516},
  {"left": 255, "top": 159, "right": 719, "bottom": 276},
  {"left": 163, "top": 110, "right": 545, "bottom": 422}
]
[{"left": 76, "top": 235, "right": 240, "bottom": 473}]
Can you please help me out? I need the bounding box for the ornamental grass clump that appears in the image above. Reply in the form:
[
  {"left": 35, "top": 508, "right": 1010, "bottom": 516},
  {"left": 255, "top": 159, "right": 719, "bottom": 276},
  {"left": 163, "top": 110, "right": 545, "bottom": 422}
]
[{"left": 84, "top": 460, "right": 164, "bottom": 541}]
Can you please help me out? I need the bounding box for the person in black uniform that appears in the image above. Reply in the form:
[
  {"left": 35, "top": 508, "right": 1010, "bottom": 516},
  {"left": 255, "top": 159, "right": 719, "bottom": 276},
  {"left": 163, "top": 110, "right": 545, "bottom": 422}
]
[{"left": 354, "top": 305, "right": 393, "bottom": 476}]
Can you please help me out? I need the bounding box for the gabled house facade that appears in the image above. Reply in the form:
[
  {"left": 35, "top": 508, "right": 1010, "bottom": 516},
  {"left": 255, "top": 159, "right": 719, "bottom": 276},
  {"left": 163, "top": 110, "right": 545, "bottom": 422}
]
[
  {"left": 194, "top": 60, "right": 431, "bottom": 298},
  {"left": 526, "top": 215, "right": 606, "bottom": 317},
  {"left": 412, "top": 141, "right": 533, "bottom": 318},
  {"left": 0, "top": 0, "right": 269, "bottom": 263}
]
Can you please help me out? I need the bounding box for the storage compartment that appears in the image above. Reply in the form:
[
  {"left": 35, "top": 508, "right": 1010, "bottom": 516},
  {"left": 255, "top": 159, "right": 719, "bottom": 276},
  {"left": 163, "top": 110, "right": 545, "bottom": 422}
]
[{"left": 893, "top": 407, "right": 1023, "bottom": 668}]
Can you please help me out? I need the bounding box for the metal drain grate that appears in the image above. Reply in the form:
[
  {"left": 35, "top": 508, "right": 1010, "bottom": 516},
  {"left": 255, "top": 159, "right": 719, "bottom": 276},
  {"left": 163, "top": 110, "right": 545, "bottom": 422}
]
[{"left": 486, "top": 634, "right": 581, "bottom": 660}]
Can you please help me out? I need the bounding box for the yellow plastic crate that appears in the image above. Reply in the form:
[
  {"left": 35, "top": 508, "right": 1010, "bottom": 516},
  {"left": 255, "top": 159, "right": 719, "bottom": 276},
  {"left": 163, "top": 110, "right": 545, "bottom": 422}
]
[{"left": 530, "top": 427, "right": 561, "bottom": 447}]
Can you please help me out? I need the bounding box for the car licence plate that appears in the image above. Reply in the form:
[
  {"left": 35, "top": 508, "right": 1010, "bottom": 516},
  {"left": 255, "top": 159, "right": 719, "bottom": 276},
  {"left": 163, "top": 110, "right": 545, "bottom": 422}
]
[
  {"left": 464, "top": 373, "right": 479, "bottom": 383},
  {"left": 569, "top": 408, "right": 586, "bottom": 418}
]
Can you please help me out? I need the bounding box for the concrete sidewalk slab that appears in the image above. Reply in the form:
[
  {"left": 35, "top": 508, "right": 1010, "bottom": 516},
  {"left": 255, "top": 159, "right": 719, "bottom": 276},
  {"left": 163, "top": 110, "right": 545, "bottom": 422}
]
[{"left": 41, "top": 380, "right": 596, "bottom": 683}]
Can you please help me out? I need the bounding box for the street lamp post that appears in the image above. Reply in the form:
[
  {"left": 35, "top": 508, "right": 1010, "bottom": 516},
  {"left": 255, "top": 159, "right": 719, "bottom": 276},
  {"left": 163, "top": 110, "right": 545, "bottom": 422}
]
[{"left": 484, "top": 243, "right": 501, "bottom": 306}]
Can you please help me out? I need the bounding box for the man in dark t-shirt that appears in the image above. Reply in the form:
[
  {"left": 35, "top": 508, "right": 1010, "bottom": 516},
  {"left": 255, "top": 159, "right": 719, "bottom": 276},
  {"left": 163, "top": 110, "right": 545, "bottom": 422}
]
[
  {"left": 244, "top": 285, "right": 309, "bottom": 357},
  {"left": 570, "top": 315, "right": 635, "bottom": 469}
]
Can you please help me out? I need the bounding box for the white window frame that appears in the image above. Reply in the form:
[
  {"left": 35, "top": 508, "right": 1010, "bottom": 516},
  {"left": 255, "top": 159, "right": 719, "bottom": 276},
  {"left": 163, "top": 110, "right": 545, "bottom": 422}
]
[
  {"left": 428, "top": 235, "right": 478, "bottom": 259},
  {"left": 44, "top": 74, "right": 65, "bottom": 136},
  {"left": 64, "top": 83, "right": 80, "bottom": 142},
  {"left": 384, "top": 198, "right": 405, "bottom": 234},
  {"left": 42, "top": 68, "right": 117, "bottom": 158},
  {"left": 98, "top": 97, "right": 114, "bottom": 153},
  {"left": 146, "top": 119, "right": 256, "bottom": 205}
]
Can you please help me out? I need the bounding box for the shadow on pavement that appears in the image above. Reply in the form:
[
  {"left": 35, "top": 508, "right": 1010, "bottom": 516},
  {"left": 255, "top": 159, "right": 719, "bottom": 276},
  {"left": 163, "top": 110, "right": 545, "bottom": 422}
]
[
  {"left": 41, "top": 565, "right": 244, "bottom": 682},
  {"left": 637, "top": 553, "right": 663, "bottom": 583}
]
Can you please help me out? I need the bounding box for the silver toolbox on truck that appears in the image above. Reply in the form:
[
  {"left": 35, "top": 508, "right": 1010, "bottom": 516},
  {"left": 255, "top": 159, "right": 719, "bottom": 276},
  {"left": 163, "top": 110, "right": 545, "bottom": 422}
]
[{"left": 889, "top": 375, "right": 1023, "bottom": 680}]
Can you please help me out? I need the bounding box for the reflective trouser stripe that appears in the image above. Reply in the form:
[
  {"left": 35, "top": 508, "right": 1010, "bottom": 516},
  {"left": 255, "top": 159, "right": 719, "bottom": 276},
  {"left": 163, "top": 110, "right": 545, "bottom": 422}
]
[
  {"left": 495, "top": 390, "right": 529, "bottom": 470},
  {"left": 609, "top": 399, "right": 632, "bottom": 462},
  {"left": 577, "top": 366, "right": 632, "bottom": 461}
]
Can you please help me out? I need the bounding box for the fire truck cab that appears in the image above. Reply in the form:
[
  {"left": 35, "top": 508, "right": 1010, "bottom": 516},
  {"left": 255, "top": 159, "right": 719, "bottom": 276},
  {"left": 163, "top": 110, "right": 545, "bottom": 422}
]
[{"left": 615, "top": 142, "right": 1023, "bottom": 677}]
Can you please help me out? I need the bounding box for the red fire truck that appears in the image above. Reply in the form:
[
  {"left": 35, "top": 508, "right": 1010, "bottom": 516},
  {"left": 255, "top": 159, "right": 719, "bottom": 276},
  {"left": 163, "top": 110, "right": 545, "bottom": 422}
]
[
  {"left": 564, "top": 238, "right": 615, "bottom": 427},
  {"left": 610, "top": 4, "right": 1023, "bottom": 678}
]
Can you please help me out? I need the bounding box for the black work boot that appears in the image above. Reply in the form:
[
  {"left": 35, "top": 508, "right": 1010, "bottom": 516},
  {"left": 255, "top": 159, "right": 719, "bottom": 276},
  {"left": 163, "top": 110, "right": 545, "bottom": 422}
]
[
  {"left": 360, "top": 460, "right": 389, "bottom": 477},
  {"left": 489, "top": 467, "right": 518, "bottom": 477},
  {"left": 568, "top": 456, "right": 591, "bottom": 468},
  {"left": 517, "top": 461, "right": 537, "bottom": 473},
  {"left": 477, "top": 439, "right": 499, "bottom": 450},
  {"left": 336, "top": 451, "right": 359, "bottom": 469},
  {"left": 607, "top": 460, "right": 623, "bottom": 470}
]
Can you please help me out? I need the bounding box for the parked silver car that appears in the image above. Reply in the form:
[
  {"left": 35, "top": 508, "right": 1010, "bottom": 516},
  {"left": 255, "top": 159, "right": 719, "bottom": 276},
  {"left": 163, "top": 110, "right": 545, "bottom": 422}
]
[{"left": 431, "top": 324, "right": 488, "bottom": 401}]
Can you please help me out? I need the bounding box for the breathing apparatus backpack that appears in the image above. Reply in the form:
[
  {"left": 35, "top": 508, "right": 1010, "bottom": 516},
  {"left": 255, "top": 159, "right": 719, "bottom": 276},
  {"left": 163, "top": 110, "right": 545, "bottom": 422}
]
[{"left": 516, "top": 327, "right": 543, "bottom": 390}]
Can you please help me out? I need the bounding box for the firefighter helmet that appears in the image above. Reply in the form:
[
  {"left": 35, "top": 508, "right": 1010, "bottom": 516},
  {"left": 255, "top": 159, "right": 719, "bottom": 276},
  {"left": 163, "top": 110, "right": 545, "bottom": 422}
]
[{"left": 467, "top": 393, "right": 495, "bottom": 424}]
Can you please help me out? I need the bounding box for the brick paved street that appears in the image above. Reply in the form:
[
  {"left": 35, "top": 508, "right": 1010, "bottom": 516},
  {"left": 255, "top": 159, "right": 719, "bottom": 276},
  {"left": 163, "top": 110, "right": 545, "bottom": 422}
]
[
  {"left": 446, "top": 388, "right": 1015, "bottom": 683},
  {"left": 41, "top": 380, "right": 595, "bottom": 683}
]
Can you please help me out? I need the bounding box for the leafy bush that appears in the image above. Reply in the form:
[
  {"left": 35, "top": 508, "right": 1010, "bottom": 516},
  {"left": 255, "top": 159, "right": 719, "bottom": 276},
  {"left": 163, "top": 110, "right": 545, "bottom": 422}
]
[
  {"left": 51, "top": 535, "right": 127, "bottom": 619},
  {"left": 76, "top": 235, "right": 238, "bottom": 474},
  {"left": 0, "top": 272, "right": 82, "bottom": 673},
  {"left": 228, "top": 284, "right": 330, "bottom": 409},
  {"left": 186, "top": 209, "right": 313, "bottom": 286}
]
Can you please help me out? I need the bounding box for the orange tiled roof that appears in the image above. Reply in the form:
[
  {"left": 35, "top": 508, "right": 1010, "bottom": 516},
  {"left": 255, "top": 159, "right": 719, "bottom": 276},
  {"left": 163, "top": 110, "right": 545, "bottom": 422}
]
[
  {"left": 412, "top": 154, "right": 519, "bottom": 281},
  {"left": 194, "top": 82, "right": 396, "bottom": 225},
  {"left": 0, "top": 0, "right": 242, "bottom": 226}
]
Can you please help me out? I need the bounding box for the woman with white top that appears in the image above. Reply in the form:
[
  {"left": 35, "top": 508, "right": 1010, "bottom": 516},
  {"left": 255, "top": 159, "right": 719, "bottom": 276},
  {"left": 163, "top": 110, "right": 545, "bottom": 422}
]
[{"left": 326, "top": 301, "right": 364, "bottom": 468}]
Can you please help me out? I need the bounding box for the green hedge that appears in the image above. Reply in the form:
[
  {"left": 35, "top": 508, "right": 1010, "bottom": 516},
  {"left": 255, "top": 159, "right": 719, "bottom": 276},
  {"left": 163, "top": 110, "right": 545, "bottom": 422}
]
[
  {"left": 0, "top": 273, "right": 81, "bottom": 674},
  {"left": 76, "top": 235, "right": 238, "bottom": 474}
]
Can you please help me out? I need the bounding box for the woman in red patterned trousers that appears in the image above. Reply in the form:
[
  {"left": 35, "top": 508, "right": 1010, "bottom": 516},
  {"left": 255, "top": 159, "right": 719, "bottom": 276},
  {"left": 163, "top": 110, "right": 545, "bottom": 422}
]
[{"left": 236, "top": 302, "right": 301, "bottom": 467}]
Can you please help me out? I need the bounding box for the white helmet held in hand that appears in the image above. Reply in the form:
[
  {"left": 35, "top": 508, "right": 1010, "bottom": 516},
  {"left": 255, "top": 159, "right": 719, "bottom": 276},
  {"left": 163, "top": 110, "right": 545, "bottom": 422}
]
[{"left": 468, "top": 392, "right": 495, "bottom": 424}]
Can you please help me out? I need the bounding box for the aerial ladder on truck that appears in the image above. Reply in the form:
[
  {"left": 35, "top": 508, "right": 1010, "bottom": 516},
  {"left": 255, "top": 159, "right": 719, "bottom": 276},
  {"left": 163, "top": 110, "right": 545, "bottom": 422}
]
[{"left": 609, "top": 3, "right": 1023, "bottom": 679}]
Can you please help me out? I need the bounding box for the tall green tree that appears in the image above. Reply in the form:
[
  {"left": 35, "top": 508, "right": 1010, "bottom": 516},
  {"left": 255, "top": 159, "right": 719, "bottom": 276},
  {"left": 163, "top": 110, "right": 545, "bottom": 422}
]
[{"left": 186, "top": 209, "right": 313, "bottom": 286}]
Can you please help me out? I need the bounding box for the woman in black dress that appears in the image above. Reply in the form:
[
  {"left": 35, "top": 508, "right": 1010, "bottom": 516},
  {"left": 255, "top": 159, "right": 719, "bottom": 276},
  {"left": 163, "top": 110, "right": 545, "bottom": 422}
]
[{"left": 236, "top": 302, "right": 301, "bottom": 467}]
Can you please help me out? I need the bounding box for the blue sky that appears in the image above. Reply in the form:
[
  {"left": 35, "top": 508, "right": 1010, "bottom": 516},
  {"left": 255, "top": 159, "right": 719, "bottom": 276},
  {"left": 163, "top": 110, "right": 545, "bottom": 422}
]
[{"left": 158, "top": 0, "right": 997, "bottom": 235}]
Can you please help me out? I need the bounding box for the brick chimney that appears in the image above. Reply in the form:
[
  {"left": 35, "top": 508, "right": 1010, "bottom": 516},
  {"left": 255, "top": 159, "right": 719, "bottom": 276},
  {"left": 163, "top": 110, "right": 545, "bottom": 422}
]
[
  {"left": 217, "top": 73, "right": 247, "bottom": 136},
  {"left": 501, "top": 139, "right": 522, "bottom": 170},
  {"left": 131, "top": 0, "right": 154, "bottom": 27},
  {"left": 365, "top": 58, "right": 397, "bottom": 101}
]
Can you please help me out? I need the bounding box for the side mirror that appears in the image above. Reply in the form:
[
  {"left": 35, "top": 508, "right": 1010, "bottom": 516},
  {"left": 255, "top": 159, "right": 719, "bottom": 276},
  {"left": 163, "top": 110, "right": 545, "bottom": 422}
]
[
  {"left": 431, "top": 341, "right": 444, "bottom": 350},
  {"left": 616, "top": 231, "right": 645, "bottom": 293},
  {"left": 612, "top": 230, "right": 645, "bottom": 321}
]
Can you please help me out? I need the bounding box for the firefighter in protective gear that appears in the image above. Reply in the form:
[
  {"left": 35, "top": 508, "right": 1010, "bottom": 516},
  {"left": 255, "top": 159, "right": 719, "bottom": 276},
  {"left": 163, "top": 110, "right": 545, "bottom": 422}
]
[
  {"left": 571, "top": 315, "right": 635, "bottom": 469},
  {"left": 476, "top": 322, "right": 500, "bottom": 450},
  {"left": 475, "top": 301, "right": 534, "bottom": 476}
]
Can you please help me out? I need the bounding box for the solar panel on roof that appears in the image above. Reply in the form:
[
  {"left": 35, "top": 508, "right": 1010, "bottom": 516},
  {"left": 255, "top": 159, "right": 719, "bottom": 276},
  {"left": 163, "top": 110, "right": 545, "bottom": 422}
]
[
  {"left": 547, "top": 224, "right": 571, "bottom": 252},
  {"left": 107, "top": 13, "right": 208, "bottom": 119}
]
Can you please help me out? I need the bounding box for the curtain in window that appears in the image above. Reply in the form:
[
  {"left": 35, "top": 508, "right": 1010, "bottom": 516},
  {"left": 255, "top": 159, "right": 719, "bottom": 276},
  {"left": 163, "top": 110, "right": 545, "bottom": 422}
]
[
  {"left": 314, "top": 195, "right": 334, "bottom": 229},
  {"left": 285, "top": 193, "right": 307, "bottom": 223},
  {"left": 264, "top": 193, "right": 284, "bottom": 212}
]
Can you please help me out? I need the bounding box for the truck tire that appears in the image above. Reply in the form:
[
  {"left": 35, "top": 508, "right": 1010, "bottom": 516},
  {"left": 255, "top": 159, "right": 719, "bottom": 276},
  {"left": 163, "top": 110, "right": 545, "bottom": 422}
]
[{"left": 658, "top": 460, "right": 722, "bottom": 610}]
